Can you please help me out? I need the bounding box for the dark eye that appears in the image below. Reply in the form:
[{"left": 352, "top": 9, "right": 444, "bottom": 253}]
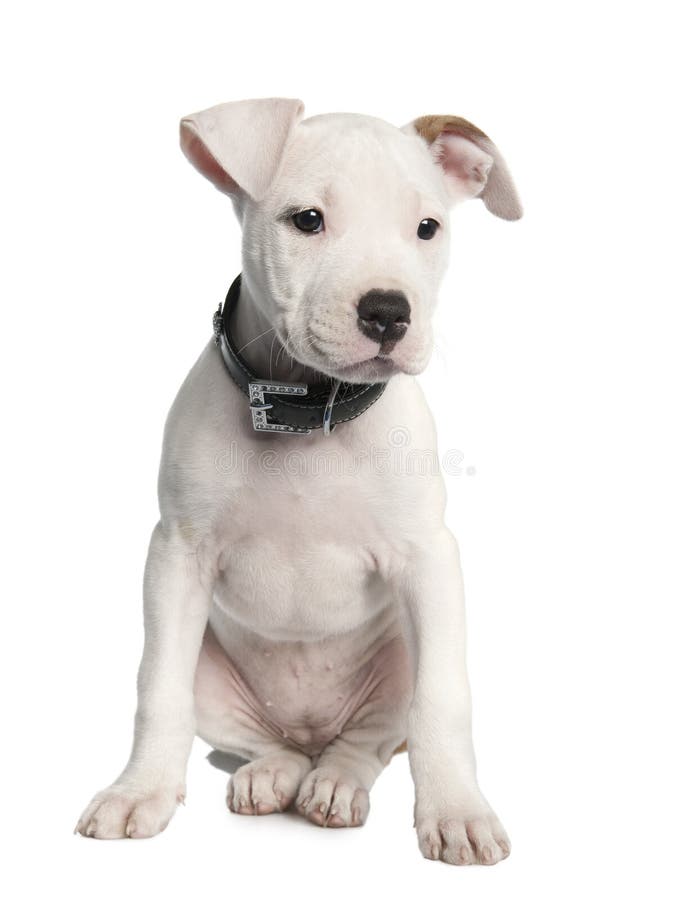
[
  {"left": 417, "top": 218, "right": 440, "bottom": 240},
  {"left": 293, "top": 208, "right": 324, "bottom": 233}
]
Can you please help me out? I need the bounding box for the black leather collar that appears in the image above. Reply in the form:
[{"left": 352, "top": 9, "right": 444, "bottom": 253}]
[{"left": 213, "top": 274, "right": 386, "bottom": 434}]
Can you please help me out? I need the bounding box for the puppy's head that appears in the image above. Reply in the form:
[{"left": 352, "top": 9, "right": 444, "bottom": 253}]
[{"left": 181, "top": 98, "right": 521, "bottom": 383}]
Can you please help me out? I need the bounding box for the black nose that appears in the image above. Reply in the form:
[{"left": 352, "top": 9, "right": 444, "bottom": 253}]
[{"left": 357, "top": 290, "right": 411, "bottom": 351}]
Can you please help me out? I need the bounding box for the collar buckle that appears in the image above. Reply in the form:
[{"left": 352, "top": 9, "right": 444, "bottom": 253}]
[{"left": 248, "top": 381, "right": 312, "bottom": 434}]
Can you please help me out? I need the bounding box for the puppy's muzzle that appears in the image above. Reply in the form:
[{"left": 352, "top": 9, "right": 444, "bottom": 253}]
[{"left": 357, "top": 290, "right": 410, "bottom": 353}]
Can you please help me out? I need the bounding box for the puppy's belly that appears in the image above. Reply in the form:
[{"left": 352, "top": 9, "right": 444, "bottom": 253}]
[{"left": 196, "top": 604, "right": 412, "bottom": 757}]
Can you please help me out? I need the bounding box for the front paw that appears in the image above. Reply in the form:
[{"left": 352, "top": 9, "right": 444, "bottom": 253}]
[
  {"left": 74, "top": 781, "right": 184, "bottom": 839},
  {"left": 415, "top": 797, "right": 510, "bottom": 866}
]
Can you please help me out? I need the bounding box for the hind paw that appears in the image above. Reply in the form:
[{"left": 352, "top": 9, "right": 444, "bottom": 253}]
[
  {"left": 227, "top": 752, "right": 311, "bottom": 815},
  {"left": 296, "top": 766, "right": 369, "bottom": 827}
]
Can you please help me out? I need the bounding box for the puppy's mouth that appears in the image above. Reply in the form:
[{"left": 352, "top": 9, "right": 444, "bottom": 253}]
[
  {"left": 290, "top": 335, "right": 404, "bottom": 382},
  {"left": 282, "top": 321, "right": 427, "bottom": 383},
  {"left": 330, "top": 354, "right": 401, "bottom": 382}
]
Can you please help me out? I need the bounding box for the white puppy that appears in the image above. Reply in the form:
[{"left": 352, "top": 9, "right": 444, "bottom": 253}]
[{"left": 75, "top": 98, "right": 522, "bottom": 866}]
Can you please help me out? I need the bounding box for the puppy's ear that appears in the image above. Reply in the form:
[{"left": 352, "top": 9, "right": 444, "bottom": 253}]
[
  {"left": 180, "top": 97, "right": 305, "bottom": 201},
  {"left": 403, "top": 115, "right": 522, "bottom": 220}
]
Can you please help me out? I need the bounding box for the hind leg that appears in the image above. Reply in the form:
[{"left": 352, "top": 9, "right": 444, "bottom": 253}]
[
  {"left": 195, "top": 627, "right": 313, "bottom": 815},
  {"left": 296, "top": 636, "right": 411, "bottom": 828},
  {"left": 227, "top": 751, "right": 313, "bottom": 815}
]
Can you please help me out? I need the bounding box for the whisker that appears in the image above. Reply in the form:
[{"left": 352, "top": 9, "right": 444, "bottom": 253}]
[
  {"left": 269, "top": 333, "right": 280, "bottom": 380},
  {"left": 236, "top": 326, "right": 276, "bottom": 355},
  {"left": 276, "top": 346, "right": 287, "bottom": 371}
]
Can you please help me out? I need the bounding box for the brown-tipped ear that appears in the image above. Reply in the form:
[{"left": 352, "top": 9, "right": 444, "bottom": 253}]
[
  {"left": 180, "top": 97, "right": 305, "bottom": 201},
  {"left": 404, "top": 115, "right": 522, "bottom": 221}
]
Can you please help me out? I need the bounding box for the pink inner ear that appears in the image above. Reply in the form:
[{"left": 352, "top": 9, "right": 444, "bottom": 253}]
[
  {"left": 180, "top": 125, "right": 239, "bottom": 196},
  {"left": 432, "top": 132, "right": 494, "bottom": 201}
]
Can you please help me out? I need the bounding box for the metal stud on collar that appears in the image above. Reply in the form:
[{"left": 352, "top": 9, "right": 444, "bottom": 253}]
[{"left": 213, "top": 304, "right": 223, "bottom": 345}]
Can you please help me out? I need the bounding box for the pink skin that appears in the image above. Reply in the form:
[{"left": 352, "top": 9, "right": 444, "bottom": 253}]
[{"left": 194, "top": 612, "right": 412, "bottom": 826}]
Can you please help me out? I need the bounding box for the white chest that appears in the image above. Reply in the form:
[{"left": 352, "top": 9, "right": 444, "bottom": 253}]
[{"left": 211, "top": 468, "right": 408, "bottom": 640}]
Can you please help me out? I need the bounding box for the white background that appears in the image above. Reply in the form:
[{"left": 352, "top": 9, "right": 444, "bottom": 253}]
[{"left": 2, "top": 1, "right": 688, "bottom": 897}]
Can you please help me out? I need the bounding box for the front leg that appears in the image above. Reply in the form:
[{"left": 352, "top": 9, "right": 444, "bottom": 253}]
[
  {"left": 75, "top": 521, "right": 213, "bottom": 839},
  {"left": 404, "top": 528, "right": 510, "bottom": 866}
]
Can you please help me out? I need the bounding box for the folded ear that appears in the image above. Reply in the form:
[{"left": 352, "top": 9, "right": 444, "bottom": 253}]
[
  {"left": 180, "top": 97, "right": 305, "bottom": 201},
  {"left": 403, "top": 115, "right": 522, "bottom": 220}
]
